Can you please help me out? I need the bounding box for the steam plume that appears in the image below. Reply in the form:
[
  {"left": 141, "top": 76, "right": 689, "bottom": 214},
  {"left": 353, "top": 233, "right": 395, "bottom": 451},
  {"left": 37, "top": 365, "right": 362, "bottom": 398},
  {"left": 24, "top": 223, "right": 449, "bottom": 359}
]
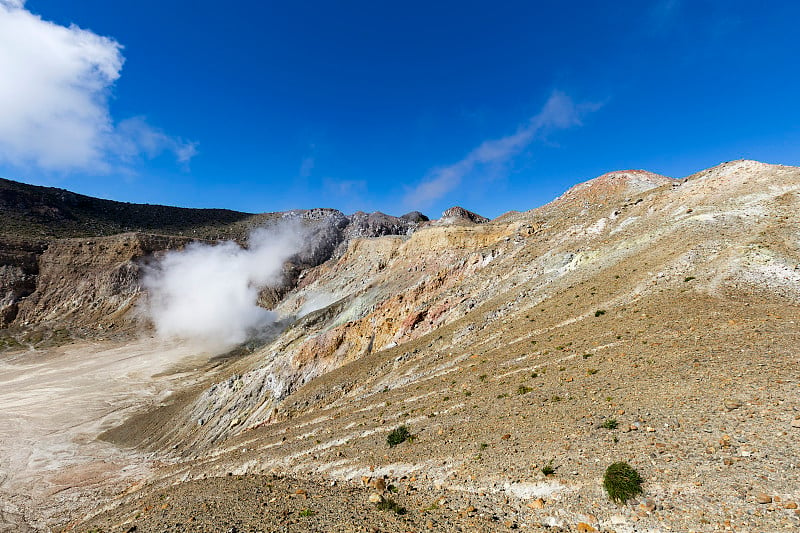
[{"left": 142, "top": 223, "right": 304, "bottom": 352}]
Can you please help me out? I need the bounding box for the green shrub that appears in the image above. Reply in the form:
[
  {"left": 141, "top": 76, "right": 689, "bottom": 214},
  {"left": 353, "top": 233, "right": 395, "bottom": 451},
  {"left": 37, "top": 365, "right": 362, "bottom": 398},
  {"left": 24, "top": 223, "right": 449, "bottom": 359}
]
[
  {"left": 603, "top": 462, "right": 643, "bottom": 503},
  {"left": 517, "top": 385, "right": 533, "bottom": 395},
  {"left": 298, "top": 508, "right": 314, "bottom": 517},
  {"left": 387, "top": 425, "right": 412, "bottom": 447},
  {"left": 601, "top": 418, "right": 618, "bottom": 430},
  {"left": 541, "top": 459, "right": 556, "bottom": 476},
  {"left": 376, "top": 497, "right": 407, "bottom": 514}
]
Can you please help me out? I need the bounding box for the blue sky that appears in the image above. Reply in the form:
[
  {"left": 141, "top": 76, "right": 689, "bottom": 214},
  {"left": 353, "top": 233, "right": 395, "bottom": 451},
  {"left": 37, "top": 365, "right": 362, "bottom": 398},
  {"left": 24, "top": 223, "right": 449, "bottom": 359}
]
[{"left": 1, "top": 1, "right": 799, "bottom": 219}]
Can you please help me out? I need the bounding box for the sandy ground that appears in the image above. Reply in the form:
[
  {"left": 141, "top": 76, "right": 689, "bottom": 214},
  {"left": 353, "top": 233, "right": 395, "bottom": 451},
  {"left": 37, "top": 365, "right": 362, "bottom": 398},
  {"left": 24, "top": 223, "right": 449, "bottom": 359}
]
[{"left": 0, "top": 339, "right": 213, "bottom": 532}]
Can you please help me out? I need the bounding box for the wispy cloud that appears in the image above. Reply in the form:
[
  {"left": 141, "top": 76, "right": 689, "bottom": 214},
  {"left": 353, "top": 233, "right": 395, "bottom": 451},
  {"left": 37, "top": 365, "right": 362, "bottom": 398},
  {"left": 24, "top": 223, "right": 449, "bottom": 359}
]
[
  {"left": 405, "top": 91, "right": 599, "bottom": 209},
  {"left": 323, "top": 177, "right": 367, "bottom": 197},
  {"left": 0, "top": 1, "right": 196, "bottom": 173},
  {"left": 114, "top": 117, "right": 198, "bottom": 165},
  {"left": 298, "top": 156, "right": 315, "bottom": 179}
]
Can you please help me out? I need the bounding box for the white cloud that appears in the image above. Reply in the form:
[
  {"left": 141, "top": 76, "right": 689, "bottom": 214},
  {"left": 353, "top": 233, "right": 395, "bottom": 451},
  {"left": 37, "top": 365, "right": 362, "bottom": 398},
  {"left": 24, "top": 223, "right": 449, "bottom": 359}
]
[
  {"left": 0, "top": 2, "right": 196, "bottom": 173},
  {"left": 115, "top": 116, "right": 199, "bottom": 164},
  {"left": 405, "top": 91, "right": 599, "bottom": 209}
]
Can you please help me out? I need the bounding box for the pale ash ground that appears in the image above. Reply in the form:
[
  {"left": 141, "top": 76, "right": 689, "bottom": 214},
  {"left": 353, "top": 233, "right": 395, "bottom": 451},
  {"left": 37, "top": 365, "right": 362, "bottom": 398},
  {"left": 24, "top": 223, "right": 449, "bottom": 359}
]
[{"left": 0, "top": 340, "right": 221, "bottom": 531}]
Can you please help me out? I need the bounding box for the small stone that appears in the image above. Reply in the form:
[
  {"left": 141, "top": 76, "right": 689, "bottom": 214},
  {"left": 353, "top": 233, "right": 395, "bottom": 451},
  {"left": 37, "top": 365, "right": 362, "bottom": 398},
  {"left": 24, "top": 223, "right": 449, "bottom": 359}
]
[
  {"left": 371, "top": 478, "right": 387, "bottom": 492},
  {"left": 576, "top": 523, "right": 597, "bottom": 532},
  {"left": 784, "top": 501, "right": 798, "bottom": 509},
  {"left": 756, "top": 493, "right": 772, "bottom": 504},
  {"left": 723, "top": 458, "right": 734, "bottom": 466},
  {"left": 791, "top": 419, "right": 800, "bottom": 428},
  {"left": 610, "top": 514, "right": 627, "bottom": 525},
  {"left": 368, "top": 493, "right": 384, "bottom": 504},
  {"left": 501, "top": 433, "right": 511, "bottom": 440},
  {"left": 645, "top": 426, "right": 655, "bottom": 432},
  {"left": 527, "top": 498, "right": 545, "bottom": 509},
  {"left": 724, "top": 400, "right": 742, "bottom": 411}
]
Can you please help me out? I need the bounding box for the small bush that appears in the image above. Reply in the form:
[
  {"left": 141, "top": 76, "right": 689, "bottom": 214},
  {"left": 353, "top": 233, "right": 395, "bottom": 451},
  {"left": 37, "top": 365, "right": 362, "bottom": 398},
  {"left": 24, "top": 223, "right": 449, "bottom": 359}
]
[
  {"left": 595, "top": 309, "right": 606, "bottom": 317},
  {"left": 587, "top": 368, "right": 598, "bottom": 375},
  {"left": 603, "top": 462, "right": 643, "bottom": 503},
  {"left": 376, "top": 497, "right": 407, "bottom": 515},
  {"left": 387, "top": 425, "right": 412, "bottom": 447},
  {"left": 541, "top": 459, "right": 557, "bottom": 476},
  {"left": 517, "top": 385, "right": 533, "bottom": 395},
  {"left": 601, "top": 418, "right": 618, "bottom": 430},
  {"left": 299, "top": 508, "right": 314, "bottom": 517}
]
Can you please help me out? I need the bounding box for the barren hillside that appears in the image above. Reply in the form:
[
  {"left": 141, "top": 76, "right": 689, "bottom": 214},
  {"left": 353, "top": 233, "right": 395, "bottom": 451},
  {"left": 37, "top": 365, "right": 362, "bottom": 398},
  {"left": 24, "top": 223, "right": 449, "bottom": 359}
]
[{"left": 1, "top": 161, "right": 799, "bottom": 532}]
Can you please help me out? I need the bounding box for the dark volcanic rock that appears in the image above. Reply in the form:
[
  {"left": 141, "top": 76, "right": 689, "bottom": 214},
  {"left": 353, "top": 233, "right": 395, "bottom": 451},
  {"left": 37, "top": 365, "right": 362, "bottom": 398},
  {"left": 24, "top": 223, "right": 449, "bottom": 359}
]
[
  {"left": 0, "top": 237, "right": 45, "bottom": 326},
  {"left": 400, "top": 210, "right": 430, "bottom": 223},
  {"left": 441, "top": 206, "right": 489, "bottom": 224}
]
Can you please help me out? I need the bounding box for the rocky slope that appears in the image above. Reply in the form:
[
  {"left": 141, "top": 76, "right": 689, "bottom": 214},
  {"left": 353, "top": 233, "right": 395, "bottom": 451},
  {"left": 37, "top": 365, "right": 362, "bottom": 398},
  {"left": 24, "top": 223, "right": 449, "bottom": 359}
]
[
  {"left": 3, "top": 161, "right": 800, "bottom": 532},
  {"left": 0, "top": 182, "right": 427, "bottom": 339}
]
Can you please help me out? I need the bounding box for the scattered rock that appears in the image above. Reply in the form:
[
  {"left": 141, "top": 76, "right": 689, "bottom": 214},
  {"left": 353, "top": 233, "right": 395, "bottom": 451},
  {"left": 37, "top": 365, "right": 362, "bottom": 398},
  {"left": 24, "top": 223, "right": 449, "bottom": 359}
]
[
  {"left": 527, "top": 498, "right": 545, "bottom": 509},
  {"left": 724, "top": 400, "right": 742, "bottom": 411},
  {"left": 756, "top": 493, "right": 773, "bottom": 504},
  {"left": 368, "top": 493, "right": 384, "bottom": 504},
  {"left": 610, "top": 514, "right": 627, "bottom": 525}
]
